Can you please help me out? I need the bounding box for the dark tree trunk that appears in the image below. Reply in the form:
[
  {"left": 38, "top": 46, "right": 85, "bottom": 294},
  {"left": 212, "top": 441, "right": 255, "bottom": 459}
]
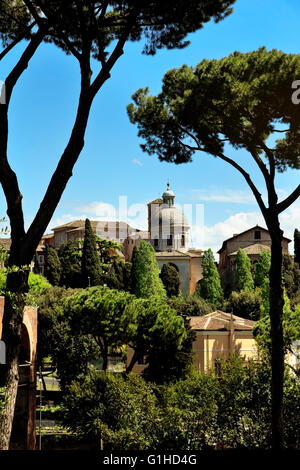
[
  {"left": 125, "top": 349, "right": 139, "bottom": 374},
  {"left": 267, "top": 217, "right": 284, "bottom": 449},
  {"left": 0, "top": 268, "right": 29, "bottom": 450}
]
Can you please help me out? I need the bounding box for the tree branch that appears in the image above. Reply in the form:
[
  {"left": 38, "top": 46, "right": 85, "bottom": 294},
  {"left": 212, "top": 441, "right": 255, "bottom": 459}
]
[
  {"left": 5, "top": 27, "right": 46, "bottom": 106},
  {"left": 0, "top": 21, "right": 37, "bottom": 61},
  {"left": 216, "top": 151, "right": 268, "bottom": 217},
  {"left": 22, "top": 58, "right": 93, "bottom": 262},
  {"left": 177, "top": 125, "right": 267, "bottom": 217},
  {"left": 90, "top": 10, "right": 138, "bottom": 98},
  {"left": 276, "top": 185, "right": 300, "bottom": 214}
]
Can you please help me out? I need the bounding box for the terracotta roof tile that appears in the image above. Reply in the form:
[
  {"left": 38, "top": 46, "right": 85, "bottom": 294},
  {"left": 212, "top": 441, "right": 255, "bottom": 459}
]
[{"left": 188, "top": 311, "right": 255, "bottom": 331}]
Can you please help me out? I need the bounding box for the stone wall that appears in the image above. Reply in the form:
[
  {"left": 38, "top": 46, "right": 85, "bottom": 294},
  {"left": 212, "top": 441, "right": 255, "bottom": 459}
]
[{"left": 0, "top": 297, "right": 37, "bottom": 450}]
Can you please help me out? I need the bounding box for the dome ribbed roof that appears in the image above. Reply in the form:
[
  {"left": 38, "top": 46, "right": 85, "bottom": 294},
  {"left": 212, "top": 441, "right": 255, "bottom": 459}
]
[{"left": 153, "top": 206, "right": 190, "bottom": 229}]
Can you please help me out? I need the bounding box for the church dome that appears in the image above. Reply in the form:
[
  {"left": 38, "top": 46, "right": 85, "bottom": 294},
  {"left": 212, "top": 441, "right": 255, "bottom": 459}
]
[
  {"left": 163, "top": 187, "right": 175, "bottom": 198},
  {"left": 157, "top": 206, "right": 190, "bottom": 229}
]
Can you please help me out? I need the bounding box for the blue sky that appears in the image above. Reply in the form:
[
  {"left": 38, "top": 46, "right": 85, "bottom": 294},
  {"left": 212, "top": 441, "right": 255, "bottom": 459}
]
[{"left": 0, "top": 0, "right": 300, "bottom": 255}]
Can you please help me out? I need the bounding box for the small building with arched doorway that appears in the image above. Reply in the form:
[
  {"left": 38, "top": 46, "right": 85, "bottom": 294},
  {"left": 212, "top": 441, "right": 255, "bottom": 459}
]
[{"left": 0, "top": 296, "right": 37, "bottom": 450}]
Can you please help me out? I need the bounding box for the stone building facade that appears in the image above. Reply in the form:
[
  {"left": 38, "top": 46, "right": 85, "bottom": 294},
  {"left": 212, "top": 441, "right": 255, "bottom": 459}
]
[
  {"left": 123, "top": 184, "right": 203, "bottom": 295},
  {"left": 218, "top": 225, "right": 291, "bottom": 294}
]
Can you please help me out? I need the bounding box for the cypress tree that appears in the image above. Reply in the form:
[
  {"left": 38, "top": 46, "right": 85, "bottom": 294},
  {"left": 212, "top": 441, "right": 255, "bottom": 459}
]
[
  {"left": 44, "top": 246, "right": 62, "bottom": 286},
  {"left": 160, "top": 263, "right": 180, "bottom": 297},
  {"left": 58, "top": 241, "right": 82, "bottom": 288},
  {"left": 81, "top": 219, "right": 102, "bottom": 287},
  {"left": 255, "top": 250, "right": 271, "bottom": 288},
  {"left": 130, "top": 245, "right": 138, "bottom": 294},
  {"left": 294, "top": 229, "right": 300, "bottom": 266},
  {"left": 236, "top": 248, "right": 254, "bottom": 292},
  {"left": 199, "top": 248, "right": 223, "bottom": 307},
  {"left": 133, "top": 241, "right": 166, "bottom": 298}
]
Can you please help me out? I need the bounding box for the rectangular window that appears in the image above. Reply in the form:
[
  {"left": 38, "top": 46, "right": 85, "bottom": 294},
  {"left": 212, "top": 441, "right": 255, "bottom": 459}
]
[
  {"left": 254, "top": 230, "right": 261, "bottom": 240},
  {"left": 39, "top": 255, "right": 44, "bottom": 264},
  {"left": 181, "top": 235, "right": 185, "bottom": 247},
  {"left": 167, "top": 234, "right": 173, "bottom": 246},
  {"left": 154, "top": 238, "right": 158, "bottom": 247}
]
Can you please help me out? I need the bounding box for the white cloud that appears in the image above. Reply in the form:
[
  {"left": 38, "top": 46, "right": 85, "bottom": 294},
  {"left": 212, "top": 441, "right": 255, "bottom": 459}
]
[
  {"left": 44, "top": 196, "right": 299, "bottom": 258},
  {"left": 76, "top": 202, "right": 117, "bottom": 220},
  {"left": 189, "top": 211, "right": 265, "bottom": 257},
  {"left": 46, "top": 213, "right": 86, "bottom": 233},
  {"left": 189, "top": 201, "right": 300, "bottom": 259},
  {"left": 188, "top": 188, "right": 257, "bottom": 204},
  {"left": 132, "top": 158, "right": 143, "bottom": 167}
]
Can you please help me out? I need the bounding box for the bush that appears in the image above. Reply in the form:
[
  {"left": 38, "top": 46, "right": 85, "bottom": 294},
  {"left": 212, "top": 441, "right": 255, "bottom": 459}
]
[{"left": 60, "top": 358, "right": 300, "bottom": 450}]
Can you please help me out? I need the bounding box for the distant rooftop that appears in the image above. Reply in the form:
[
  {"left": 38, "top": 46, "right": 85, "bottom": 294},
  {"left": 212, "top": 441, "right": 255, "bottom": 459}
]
[{"left": 188, "top": 311, "right": 255, "bottom": 331}]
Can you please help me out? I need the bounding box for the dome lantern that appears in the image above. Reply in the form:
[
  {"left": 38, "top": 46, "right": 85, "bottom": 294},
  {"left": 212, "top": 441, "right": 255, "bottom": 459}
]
[{"left": 162, "top": 182, "right": 175, "bottom": 207}]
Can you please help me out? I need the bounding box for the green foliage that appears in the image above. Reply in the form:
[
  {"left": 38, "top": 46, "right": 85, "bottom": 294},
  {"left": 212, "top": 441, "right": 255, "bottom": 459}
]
[
  {"left": 236, "top": 248, "right": 254, "bottom": 293},
  {"left": 44, "top": 246, "right": 62, "bottom": 286},
  {"left": 130, "top": 246, "right": 138, "bottom": 294},
  {"left": 223, "top": 289, "right": 261, "bottom": 321},
  {"left": 96, "top": 237, "right": 123, "bottom": 267},
  {"left": 0, "top": 270, "right": 6, "bottom": 293},
  {"left": 28, "top": 272, "right": 51, "bottom": 296},
  {"left": 143, "top": 316, "right": 195, "bottom": 384},
  {"left": 60, "top": 358, "right": 300, "bottom": 450},
  {"left": 128, "top": 48, "right": 300, "bottom": 171},
  {"left": 255, "top": 250, "right": 271, "bottom": 288},
  {"left": 58, "top": 241, "right": 82, "bottom": 288},
  {"left": 254, "top": 295, "right": 300, "bottom": 356},
  {"left": 294, "top": 229, "right": 300, "bottom": 266},
  {"left": 282, "top": 253, "right": 300, "bottom": 308},
  {"left": 106, "top": 260, "right": 132, "bottom": 292},
  {"left": 0, "top": 245, "right": 8, "bottom": 266},
  {"left": 36, "top": 286, "right": 97, "bottom": 389},
  {"left": 0, "top": 269, "right": 51, "bottom": 297},
  {"left": 132, "top": 241, "right": 166, "bottom": 298},
  {"left": 160, "top": 263, "right": 180, "bottom": 297},
  {"left": 81, "top": 219, "right": 102, "bottom": 287},
  {"left": 0, "top": 387, "right": 8, "bottom": 416},
  {"left": 197, "top": 249, "right": 223, "bottom": 306},
  {"left": 167, "top": 294, "right": 213, "bottom": 317},
  {"left": 127, "top": 296, "right": 186, "bottom": 377},
  {"left": 0, "top": 1, "right": 236, "bottom": 59},
  {"left": 213, "top": 355, "right": 272, "bottom": 448},
  {"left": 61, "top": 371, "right": 161, "bottom": 449},
  {"left": 64, "top": 286, "right": 138, "bottom": 370}
]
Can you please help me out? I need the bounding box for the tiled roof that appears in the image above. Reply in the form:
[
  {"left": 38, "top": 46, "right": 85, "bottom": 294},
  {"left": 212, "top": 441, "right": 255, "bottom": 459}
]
[
  {"left": 52, "top": 219, "right": 137, "bottom": 236},
  {"left": 155, "top": 250, "right": 190, "bottom": 258},
  {"left": 188, "top": 311, "right": 255, "bottom": 331},
  {"left": 155, "top": 250, "right": 201, "bottom": 258},
  {"left": 229, "top": 244, "right": 271, "bottom": 256},
  {"left": 147, "top": 198, "right": 163, "bottom": 205},
  {"left": 217, "top": 225, "right": 291, "bottom": 253}
]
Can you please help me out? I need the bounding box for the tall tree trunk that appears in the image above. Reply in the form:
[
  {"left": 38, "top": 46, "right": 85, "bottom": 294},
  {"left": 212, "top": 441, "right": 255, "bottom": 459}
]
[
  {"left": 268, "top": 218, "right": 284, "bottom": 449},
  {"left": 126, "top": 349, "right": 139, "bottom": 374},
  {"left": 0, "top": 268, "right": 29, "bottom": 450}
]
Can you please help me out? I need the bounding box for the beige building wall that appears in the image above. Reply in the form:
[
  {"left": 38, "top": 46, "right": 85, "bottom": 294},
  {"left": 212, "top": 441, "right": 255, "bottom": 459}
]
[
  {"left": 193, "top": 331, "right": 258, "bottom": 372},
  {"left": 127, "top": 330, "right": 258, "bottom": 375},
  {"left": 189, "top": 256, "right": 203, "bottom": 294}
]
